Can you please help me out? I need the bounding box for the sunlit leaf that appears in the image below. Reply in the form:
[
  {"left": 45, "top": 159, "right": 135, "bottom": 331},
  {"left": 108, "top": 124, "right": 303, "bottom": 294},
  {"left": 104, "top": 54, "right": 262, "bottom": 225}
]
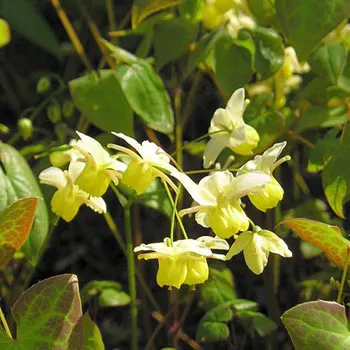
[
  {"left": 0, "top": 0, "right": 60, "bottom": 57},
  {"left": 282, "top": 300, "right": 350, "bottom": 349},
  {"left": 281, "top": 218, "right": 349, "bottom": 268},
  {"left": 0, "top": 142, "right": 49, "bottom": 266},
  {"left": 132, "top": 0, "right": 181, "bottom": 28},
  {"left": 114, "top": 60, "right": 174, "bottom": 134},
  {"left": 0, "top": 197, "right": 39, "bottom": 269},
  {"left": 79, "top": 313, "right": 105, "bottom": 350},
  {"left": 69, "top": 70, "right": 134, "bottom": 136},
  {"left": 276, "top": 0, "right": 350, "bottom": 60}
]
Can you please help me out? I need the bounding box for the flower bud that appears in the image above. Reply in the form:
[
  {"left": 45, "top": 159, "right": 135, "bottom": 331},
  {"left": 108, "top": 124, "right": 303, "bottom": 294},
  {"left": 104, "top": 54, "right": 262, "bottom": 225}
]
[
  {"left": 202, "top": 4, "right": 224, "bottom": 30},
  {"left": 47, "top": 103, "right": 61, "bottom": 124},
  {"left": 36, "top": 77, "right": 51, "bottom": 93},
  {"left": 248, "top": 177, "right": 284, "bottom": 212},
  {"left": 49, "top": 149, "right": 70, "bottom": 167},
  {"left": 0, "top": 19, "right": 10, "bottom": 48},
  {"left": 232, "top": 124, "right": 259, "bottom": 155},
  {"left": 62, "top": 100, "right": 74, "bottom": 119},
  {"left": 122, "top": 159, "right": 157, "bottom": 194},
  {"left": 17, "top": 118, "right": 33, "bottom": 140},
  {"left": 0, "top": 123, "right": 9, "bottom": 134}
]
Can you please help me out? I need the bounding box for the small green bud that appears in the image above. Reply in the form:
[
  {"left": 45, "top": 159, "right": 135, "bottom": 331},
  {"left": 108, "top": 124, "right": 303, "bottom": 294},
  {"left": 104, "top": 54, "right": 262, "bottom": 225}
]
[
  {"left": 47, "top": 103, "right": 61, "bottom": 124},
  {"left": 0, "top": 123, "right": 9, "bottom": 134},
  {"left": 54, "top": 122, "right": 70, "bottom": 143},
  {"left": 62, "top": 100, "right": 74, "bottom": 119},
  {"left": 36, "top": 77, "right": 51, "bottom": 93},
  {"left": 17, "top": 118, "right": 33, "bottom": 140}
]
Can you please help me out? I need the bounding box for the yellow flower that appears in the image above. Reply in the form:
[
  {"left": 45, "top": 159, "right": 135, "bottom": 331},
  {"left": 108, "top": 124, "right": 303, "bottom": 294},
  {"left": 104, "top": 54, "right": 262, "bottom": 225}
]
[
  {"left": 203, "top": 88, "right": 259, "bottom": 169},
  {"left": 72, "top": 132, "right": 126, "bottom": 197},
  {"left": 226, "top": 226, "right": 292, "bottom": 274},
  {"left": 172, "top": 170, "right": 270, "bottom": 238},
  {"left": 39, "top": 163, "right": 106, "bottom": 222},
  {"left": 239, "top": 142, "right": 289, "bottom": 212},
  {"left": 108, "top": 133, "right": 179, "bottom": 194},
  {"left": 134, "top": 236, "right": 229, "bottom": 289}
]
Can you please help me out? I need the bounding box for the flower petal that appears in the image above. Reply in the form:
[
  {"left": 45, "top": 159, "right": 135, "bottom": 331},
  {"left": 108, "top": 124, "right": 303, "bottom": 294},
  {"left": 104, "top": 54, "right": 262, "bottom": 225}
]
[
  {"left": 243, "top": 235, "right": 269, "bottom": 275},
  {"left": 226, "top": 230, "right": 252, "bottom": 260},
  {"left": 39, "top": 167, "right": 67, "bottom": 189},
  {"left": 197, "top": 236, "right": 230, "bottom": 251},
  {"left": 259, "top": 142, "right": 287, "bottom": 172},
  {"left": 259, "top": 229, "right": 292, "bottom": 257},
  {"left": 85, "top": 196, "right": 107, "bottom": 214},
  {"left": 230, "top": 172, "right": 271, "bottom": 199},
  {"left": 203, "top": 134, "right": 230, "bottom": 168},
  {"left": 112, "top": 132, "right": 143, "bottom": 155},
  {"left": 226, "top": 88, "right": 245, "bottom": 124}
]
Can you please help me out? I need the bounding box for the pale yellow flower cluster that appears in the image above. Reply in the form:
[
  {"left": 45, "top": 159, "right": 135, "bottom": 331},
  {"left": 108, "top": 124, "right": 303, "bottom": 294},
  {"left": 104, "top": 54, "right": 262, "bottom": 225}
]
[{"left": 39, "top": 87, "right": 292, "bottom": 288}]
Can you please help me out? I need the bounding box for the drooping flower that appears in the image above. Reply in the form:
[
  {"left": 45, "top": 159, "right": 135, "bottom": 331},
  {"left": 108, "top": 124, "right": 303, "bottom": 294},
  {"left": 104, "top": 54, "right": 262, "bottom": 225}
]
[
  {"left": 108, "top": 133, "right": 180, "bottom": 194},
  {"left": 226, "top": 226, "right": 292, "bottom": 274},
  {"left": 39, "top": 162, "right": 106, "bottom": 222},
  {"left": 172, "top": 170, "right": 270, "bottom": 239},
  {"left": 71, "top": 131, "right": 126, "bottom": 197},
  {"left": 203, "top": 88, "right": 259, "bottom": 169},
  {"left": 134, "top": 236, "right": 229, "bottom": 289},
  {"left": 238, "top": 142, "right": 289, "bottom": 212}
]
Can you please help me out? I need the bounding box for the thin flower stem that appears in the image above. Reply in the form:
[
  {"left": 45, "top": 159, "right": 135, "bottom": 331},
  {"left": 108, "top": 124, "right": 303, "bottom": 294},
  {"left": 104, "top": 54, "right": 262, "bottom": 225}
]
[
  {"left": 0, "top": 307, "right": 12, "bottom": 339},
  {"left": 162, "top": 180, "right": 188, "bottom": 239},
  {"left": 337, "top": 246, "right": 350, "bottom": 304},
  {"left": 124, "top": 203, "right": 138, "bottom": 350},
  {"left": 170, "top": 190, "right": 181, "bottom": 244}
]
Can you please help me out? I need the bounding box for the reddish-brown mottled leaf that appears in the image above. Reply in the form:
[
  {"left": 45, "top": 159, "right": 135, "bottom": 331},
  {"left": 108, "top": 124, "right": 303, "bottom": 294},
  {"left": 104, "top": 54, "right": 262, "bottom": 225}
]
[
  {"left": 0, "top": 197, "right": 39, "bottom": 269},
  {"left": 281, "top": 218, "right": 349, "bottom": 268}
]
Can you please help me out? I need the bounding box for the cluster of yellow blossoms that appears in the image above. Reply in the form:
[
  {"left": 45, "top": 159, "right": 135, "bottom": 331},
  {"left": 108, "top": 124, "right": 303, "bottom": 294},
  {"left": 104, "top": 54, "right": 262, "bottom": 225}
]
[{"left": 39, "top": 87, "right": 292, "bottom": 288}]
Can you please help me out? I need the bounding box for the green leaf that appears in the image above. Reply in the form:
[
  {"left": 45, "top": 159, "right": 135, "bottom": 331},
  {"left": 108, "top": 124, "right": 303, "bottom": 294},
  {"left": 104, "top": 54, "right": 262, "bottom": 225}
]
[
  {"left": 296, "top": 105, "right": 347, "bottom": 133},
  {"left": 114, "top": 60, "right": 174, "bottom": 134},
  {"left": 276, "top": 0, "right": 350, "bottom": 60},
  {"left": 0, "top": 18, "right": 10, "bottom": 47},
  {"left": 0, "top": 197, "right": 39, "bottom": 269},
  {"left": 132, "top": 0, "right": 181, "bottom": 28},
  {"left": 196, "top": 304, "right": 232, "bottom": 343},
  {"left": 307, "top": 128, "right": 340, "bottom": 173},
  {"left": 213, "top": 33, "right": 254, "bottom": 96},
  {"left": 282, "top": 300, "right": 350, "bottom": 350},
  {"left": 179, "top": 0, "right": 204, "bottom": 21},
  {"left": 69, "top": 70, "right": 134, "bottom": 136},
  {"left": 0, "top": 142, "right": 49, "bottom": 266},
  {"left": 309, "top": 42, "right": 350, "bottom": 93},
  {"left": 0, "top": 0, "right": 60, "bottom": 57},
  {"left": 250, "top": 26, "right": 284, "bottom": 79},
  {"left": 80, "top": 313, "right": 105, "bottom": 350},
  {"left": 281, "top": 218, "right": 349, "bottom": 268},
  {"left": 323, "top": 124, "right": 350, "bottom": 217},
  {"left": 0, "top": 274, "right": 83, "bottom": 349},
  {"left": 136, "top": 179, "right": 172, "bottom": 218},
  {"left": 238, "top": 310, "right": 277, "bottom": 336},
  {"left": 81, "top": 280, "right": 130, "bottom": 308},
  {"left": 154, "top": 17, "right": 196, "bottom": 69},
  {"left": 200, "top": 266, "right": 237, "bottom": 310},
  {"left": 99, "top": 289, "right": 131, "bottom": 307},
  {"left": 186, "top": 29, "right": 223, "bottom": 77},
  {"left": 247, "top": 0, "right": 278, "bottom": 27}
]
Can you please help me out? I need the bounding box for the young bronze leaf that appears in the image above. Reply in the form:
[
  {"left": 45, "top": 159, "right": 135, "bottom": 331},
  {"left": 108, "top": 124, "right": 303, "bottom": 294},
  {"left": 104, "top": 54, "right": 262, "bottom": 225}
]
[
  {"left": 282, "top": 301, "right": 350, "bottom": 349},
  {"left": 0, "top": 197, "right": 39, "bottom": 269},
  {"left": 281, "top": 218, "right": 349, "bottom": 268}
]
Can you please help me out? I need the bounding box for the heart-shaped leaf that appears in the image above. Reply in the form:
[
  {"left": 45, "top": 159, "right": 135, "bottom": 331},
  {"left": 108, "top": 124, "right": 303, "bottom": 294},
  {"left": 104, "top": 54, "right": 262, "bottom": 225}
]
[
  {"left": 0, "top": 274, "right": 104, "bottom": 349},
  {"left": 0, "top": 197, "right": 39, "bottom": 269},
  {"left": 69, "top": 70, "right": 134, "bottom": 136},
  {"left": 281, "top": 218, "right": 349, "bottom": 268},
  {"left": 282, "top": 300, "right": 350, "bottom": 349},
  {"left": 276, "top": 0, "right": 350, "bottom": 60}
]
